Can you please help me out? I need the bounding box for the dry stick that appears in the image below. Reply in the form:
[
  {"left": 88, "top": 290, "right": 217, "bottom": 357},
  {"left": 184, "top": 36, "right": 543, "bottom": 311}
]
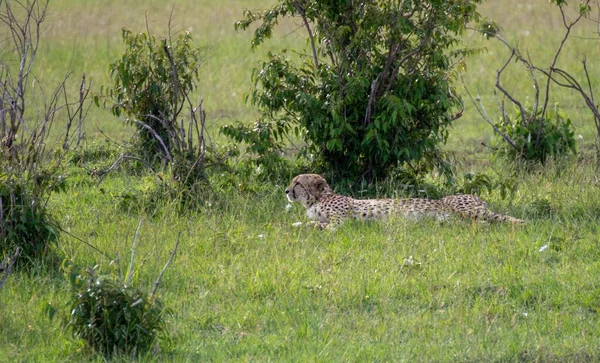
[
  {"left": 130, "top": 117, "right": 173, "bottom": 162},
  {"left": 581, "top": 59, "right": 600, "bottom": 135},
  {"left": 525, "top": 50, "right": 541, "bottom": 120},
  {"left": 494, "top": 89, "right": 511, "bottom": 126},
  {"left": 125, "top": 218, "right": 143, "bottom": 286},
  {"left": 76, "top": 74, "right": 86, "bottom": 146},
  {"left": 96, "top": 153, "right": 158, "bottom": 185},
  {"left": 150, "top": 232, "right": 181, "bottom": 299},
  {"left": 62, "top": 77, "right": 73, "bottom": 151},
  {"left": 536, "top": 3, "right": 587, "bottom": 146},
  {"left": 0, "top": 247, "right": 21, "bottom": 291},
  {"left": 495, "top": 50, "right": 526, "bottom": 125},
  {"left": 54, "top": 224, "right": 112, "bottom": 259},
  {"left": 540, "top": 3, "right": 587, "bottom": 121},
  {"left": 461, "top": 74, "right": 518, "bottom": 150},
  {"left": 540, "top": 66, "right": 600, "bottom": 121}
]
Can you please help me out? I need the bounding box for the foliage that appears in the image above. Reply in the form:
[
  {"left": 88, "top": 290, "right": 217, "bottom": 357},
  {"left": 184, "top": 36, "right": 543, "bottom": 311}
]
[
  {"left": 226, "top": 0, "right": 483, "bottom": 180},
  {"left": 68, "top": 141, "right": 120, "bottom": 168},
  {"left": 0, "top": 173, "right": 60, "bottom": 266},
  {"left": 493, "top": 106, "right": 576, "bottom": 164},
  {"left": 101, "top": 27, "right": 204, "bottom": 162},
  {"left": 100, "top": 24, "right": 217, "bottom": 209},
  {"left": 0, "top": 0, "right": 88, "bottom": 268},
  {"left": 117, "top": 173, "right": 211, "bottom": 216},
  {"left": 57, "top": 262, "right": 171, "bottom": 358}
]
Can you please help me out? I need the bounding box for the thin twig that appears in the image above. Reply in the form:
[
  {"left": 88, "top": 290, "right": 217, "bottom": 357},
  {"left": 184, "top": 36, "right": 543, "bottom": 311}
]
[
  {"left": 151, "top": 232, "right": 181, "bottom": 299},
  {"left": 540, "top": 2, "right": 588, "bottom": 121},
  {"left": 130, "top": 117, "right": 173, "bottom": 162},
  {"left": 461, "top": 74, "right": 518, "bottom": 150},
  {"left": 125, "top": 218, "right": 143, "bottom": 286},
  {"left": 495, "top": 50, "right": 526, "bottom": 124},
  {"left": 54, "top": 223, "right": 112, "bottom": 259},
  {"left": 96, "top": 153, "right": 158, "bottom": 185},
  {"left": 293, "top": 0, "right": 319, "bottom": 69}
]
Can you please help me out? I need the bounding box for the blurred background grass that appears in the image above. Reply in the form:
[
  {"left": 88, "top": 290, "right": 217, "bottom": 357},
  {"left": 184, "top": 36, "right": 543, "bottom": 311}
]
[{"left": 33, "top": 0, "right": 600, "bottom": 155}]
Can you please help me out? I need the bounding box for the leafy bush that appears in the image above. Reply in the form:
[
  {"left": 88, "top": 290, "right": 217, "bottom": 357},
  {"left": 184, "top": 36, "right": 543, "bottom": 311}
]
[
  {"left": 100, "top": 23, "right": 217, "bottom": 209},
  {"left": 101, "top": 27, "right": 204, "bottom": 163},
  {"left": 0, "top": 174, "right": 59, "bottom": 266},
  {"left": 493, "top": 106, "right": 576, "bottom": 164},
  {"left": 59, "top": 263, "right": 171, "bottom": 358},
  {"left": 225, "top": 0, "right": 483, "bottom": 180}
]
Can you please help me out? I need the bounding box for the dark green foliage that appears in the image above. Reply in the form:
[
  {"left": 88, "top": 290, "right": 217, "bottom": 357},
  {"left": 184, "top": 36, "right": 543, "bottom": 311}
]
[
  {"left": 457, "top": 172, "right": 494, "bottom": 196},
  {"left": 101, "top": 28, "right": 204, "bottom": 162},
  {"left": 61, "top": 263, "right": 170, "bottom": 357},
  {"left": 0, "top": 173, "right": 59, "bottom": 267},
  {"left": 493, "top": 106, "right": 576, "bottom": 164},
  {"left": 225, "top": 0, "right": 483, "bottom": 180}
]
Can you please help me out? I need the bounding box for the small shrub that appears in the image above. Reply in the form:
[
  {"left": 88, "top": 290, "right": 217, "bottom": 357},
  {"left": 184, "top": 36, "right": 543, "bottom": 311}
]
[
  {"left": 102, "top": 28, "right": 204, "bottom": 163},
  {"left": 60, "top": 263, "right": 171, "bottom": 358},
  {"left": 0, "top": 172, "right": 60, "bottom": 267},
  {"left": 493, "top": 105, "right": 576, "bottom": 164},
  {"left": 100, "top": 23, "right": 214, "bottom": 208}
]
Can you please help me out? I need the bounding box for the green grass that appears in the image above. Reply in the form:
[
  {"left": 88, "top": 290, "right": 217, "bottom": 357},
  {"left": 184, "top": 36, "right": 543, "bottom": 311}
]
[{"left": 2, "top": 0, "right": 600, "bottom": 361}]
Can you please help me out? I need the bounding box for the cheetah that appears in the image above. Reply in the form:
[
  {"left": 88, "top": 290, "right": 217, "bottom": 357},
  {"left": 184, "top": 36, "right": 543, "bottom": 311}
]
[{"left": 285, "top": 174, "right": 524, "bottom": 230}]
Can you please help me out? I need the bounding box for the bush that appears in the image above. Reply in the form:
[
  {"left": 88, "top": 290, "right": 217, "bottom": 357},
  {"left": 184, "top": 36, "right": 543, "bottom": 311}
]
[
  {"left": 60, "top": 264, "right": 170, "bottom": 357},
  {"left": 225, "top": 0, "right": 483, "bottom": 180},
  {"left": 100, "top": 22, "right": 216, "bottom": 208},
  {"left": 493, "top": 106, "right": 576, "bottom": 164},
  {"left": 101, "top": 27, "right": 205, "bottom": 163},
  {"left": 0, "top": 174, "right": 59, "bottom": 266}
]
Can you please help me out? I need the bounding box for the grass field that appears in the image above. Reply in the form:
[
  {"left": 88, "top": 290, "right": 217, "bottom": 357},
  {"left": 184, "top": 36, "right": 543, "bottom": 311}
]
[{"left": 2, "top": 0, "right": 600, "bottom": 361}]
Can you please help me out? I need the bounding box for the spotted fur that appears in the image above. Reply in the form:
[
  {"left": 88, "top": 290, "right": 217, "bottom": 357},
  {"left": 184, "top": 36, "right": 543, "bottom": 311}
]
[{"left": 285, "top": 174, "right": 524, "bottom": 230}]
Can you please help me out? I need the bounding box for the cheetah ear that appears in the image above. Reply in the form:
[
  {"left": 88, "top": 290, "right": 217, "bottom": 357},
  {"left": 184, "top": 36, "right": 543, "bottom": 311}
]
[{"left": 316, "top": 181, "right": 326, "bottom": 191}]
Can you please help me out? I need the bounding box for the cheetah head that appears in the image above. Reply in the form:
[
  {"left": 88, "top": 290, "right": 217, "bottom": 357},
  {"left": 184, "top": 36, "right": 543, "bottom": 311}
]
[{"left": 285, "top": 174, "right": 332, "bottom": 207}]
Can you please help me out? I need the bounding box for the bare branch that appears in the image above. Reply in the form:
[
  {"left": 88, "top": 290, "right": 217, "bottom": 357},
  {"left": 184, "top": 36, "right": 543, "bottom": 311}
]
[
  {"left": 125, "top": 218, "right": 143, "bottom": 286},
  {"left": 495, "top": 50, "right": 526, "bottom": 124},
  {"left": 130, "top": 117, "right": 173, "bottom": 162},
  {"left": 540, "top": 2, "right": 588, "bottom": 121},
  {"left": 461, "top": 74, "right": 518, "bottom": 150},
  {"left": 151, "top": 232, "right": 180, "bottom": 299}
]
